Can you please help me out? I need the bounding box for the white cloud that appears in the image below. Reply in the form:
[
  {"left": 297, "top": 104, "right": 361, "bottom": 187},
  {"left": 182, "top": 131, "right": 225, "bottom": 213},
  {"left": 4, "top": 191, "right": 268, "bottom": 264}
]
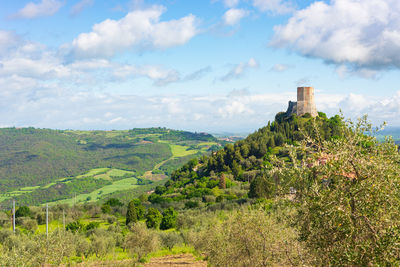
[
  {"left": 271, "top": 0, "right": 400, "bottom": 70},
  {"left": 112, "top": 64, "right": 179, "bottom": 86},
  {"left": 223, "top": 8, "right": 249, "bottom": 25},
  {"left": 252, "top": 0, "right": 294, "bottom": 14},
  {"left": 70, "top": 0, "right": 94, "bottom": 16},
  {"left": 183, "top": 66, "right": 212, "bottom": 81},
  {"left": 71, "top": 5, "right": 198, "bottom": 58},
  {"left": 14, "top": 0, "right": 64, "bottom": 19},
  {"left": 223, "top": 0, "right": 240, "bottom": 8},
  {"left": 1, "top": 67, "right": 400, "bottom": 132},
  {"left": 220, "top": 58, "right": 259, "bottom": 81},
  {"left": 0, "top": 31, "right": 20, "bottom": 55},
  {"left": 270, "top": 63, "right": 293, "bottom": 72}
]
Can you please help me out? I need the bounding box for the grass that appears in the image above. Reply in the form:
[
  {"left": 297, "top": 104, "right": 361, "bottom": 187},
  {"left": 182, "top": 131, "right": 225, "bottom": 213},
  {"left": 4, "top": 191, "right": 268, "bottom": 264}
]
[
  {"left": 169, "top": 144, "right": 198, "bottom": 157},
  {"left": 143, "top": 245, "right": 202, "bottom": 263},
  {"left": 20, "top": 186, "right": 41, "bottom": 191},
  {"left": 47, "top": 177, "right": 139, "bottom": 205},
  {"left": 107, "top": 169, "right": 134, "bottom": 177},
  {"left": 77, "top": 168, "right": 110, "bottom": 178}
]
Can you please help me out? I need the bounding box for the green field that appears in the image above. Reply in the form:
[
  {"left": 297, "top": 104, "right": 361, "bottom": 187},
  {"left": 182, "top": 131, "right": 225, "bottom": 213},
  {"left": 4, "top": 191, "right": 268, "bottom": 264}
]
[
  {"left": 77, "top": 168, "right": 110, "bottom": 178},
  {"left": 47, "top": 176, "right": 139, "bottom": 205}
]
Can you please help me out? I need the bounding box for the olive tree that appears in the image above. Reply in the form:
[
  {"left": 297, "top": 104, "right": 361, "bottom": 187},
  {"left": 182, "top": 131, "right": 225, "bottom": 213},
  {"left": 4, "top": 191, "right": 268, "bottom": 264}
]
[{"left": 277, "top": 116, "right": 400, "bottom": 265}]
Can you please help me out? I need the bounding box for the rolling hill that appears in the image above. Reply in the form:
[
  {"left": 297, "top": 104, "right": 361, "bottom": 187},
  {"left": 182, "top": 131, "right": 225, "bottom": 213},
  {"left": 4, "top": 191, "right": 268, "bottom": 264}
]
[{"left": 0, "top": 127, "right": 222, "bottom": 207}]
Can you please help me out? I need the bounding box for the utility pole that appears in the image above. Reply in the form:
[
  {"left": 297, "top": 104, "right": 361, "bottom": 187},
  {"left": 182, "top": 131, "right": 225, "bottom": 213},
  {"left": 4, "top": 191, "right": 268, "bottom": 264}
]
[
  {"left": 12, "top": 200, "right": 15, "bottom": 233},
  {"left": 46, "top": 203, "right": 48, "bottom": 237},
  {"left": 63, "top": 209, "right": 65, "bottom": 230}
]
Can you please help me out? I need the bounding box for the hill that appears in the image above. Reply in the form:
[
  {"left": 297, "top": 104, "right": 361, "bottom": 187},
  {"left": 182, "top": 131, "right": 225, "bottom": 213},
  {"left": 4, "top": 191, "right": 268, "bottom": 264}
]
[
  {"left": 147, "top": 111, "right": 343, "bottom": 204},
  {"left": 0, "top": 127, "right": 221, "bottom": 207}
]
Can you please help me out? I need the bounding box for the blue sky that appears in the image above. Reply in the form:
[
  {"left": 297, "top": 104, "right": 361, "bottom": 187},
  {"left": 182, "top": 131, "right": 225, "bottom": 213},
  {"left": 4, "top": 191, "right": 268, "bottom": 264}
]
[{"left": 0, "top": 0, "right": 400, "bottom": 133}]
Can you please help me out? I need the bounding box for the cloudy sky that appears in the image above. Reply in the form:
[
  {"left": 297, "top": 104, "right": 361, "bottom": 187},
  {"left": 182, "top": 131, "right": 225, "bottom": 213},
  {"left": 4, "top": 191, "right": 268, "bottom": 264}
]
[{"left": 1, "top": 0, "right": 400, "bottom": 133}]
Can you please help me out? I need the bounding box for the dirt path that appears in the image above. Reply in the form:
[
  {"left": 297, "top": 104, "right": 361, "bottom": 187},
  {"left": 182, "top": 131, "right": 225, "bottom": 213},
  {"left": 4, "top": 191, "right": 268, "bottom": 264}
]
[{"left": 144, "top": 254, "right": 207, "bottom": 267}]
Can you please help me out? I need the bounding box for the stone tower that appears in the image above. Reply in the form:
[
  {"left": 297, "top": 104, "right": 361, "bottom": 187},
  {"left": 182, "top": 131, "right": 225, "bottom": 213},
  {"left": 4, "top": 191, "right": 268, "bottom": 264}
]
[
  {"left": 296, "top": 87, "right": 318, "bottom": 117},
  {"left": 285, "top": 87, "right": 318, "bottom": 117}
]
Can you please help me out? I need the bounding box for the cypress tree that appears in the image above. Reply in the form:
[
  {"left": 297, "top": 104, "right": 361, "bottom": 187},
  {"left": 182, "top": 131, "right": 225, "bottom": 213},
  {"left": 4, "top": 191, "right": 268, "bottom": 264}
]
[
  {"left": 126, "top": 200, "right": 137, "bottom": 225},
  {"left": 219, "top": 173, "right": 226, "bottom": 189}
]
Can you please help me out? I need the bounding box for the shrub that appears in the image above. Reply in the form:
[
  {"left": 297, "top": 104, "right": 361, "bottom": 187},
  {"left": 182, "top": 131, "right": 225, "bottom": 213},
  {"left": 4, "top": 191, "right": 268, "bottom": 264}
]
[
  {"left": 192, "top": 208, "right": 307, "bottom": 266},
  {"left": 125, "top": 222, "right": 160, "bottom": 261},
  {"left": 15, "top": 206, "right": 31, "bottom": 218},
  {"left": 145, "top": 208, "right": 162, "bottom": 229},
  {"left": 66, "top": 221, "right": 84, "bottom": 233},
  {"left": 159, "top": 231, "right": 184, "bottom": 250},
  {"left": 160, "top": 207, "right": 177, "bottom": 230}
]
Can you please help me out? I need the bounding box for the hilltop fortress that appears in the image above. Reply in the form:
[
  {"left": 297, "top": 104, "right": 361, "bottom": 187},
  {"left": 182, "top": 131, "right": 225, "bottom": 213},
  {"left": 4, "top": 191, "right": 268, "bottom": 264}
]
[{"left": 286, "top": 87, "right": 318, "bottom": 117}]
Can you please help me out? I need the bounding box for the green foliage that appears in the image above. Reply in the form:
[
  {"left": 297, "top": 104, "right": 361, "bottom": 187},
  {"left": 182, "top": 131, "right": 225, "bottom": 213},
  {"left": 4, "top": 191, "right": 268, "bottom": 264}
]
[
  {"left": 66, "top": 221, "right": 84, "bottom": 233},
  {"left": 185, "top": 201, "right": 199, "bottom": 209},
  {"left": 160, "top": 207, "right": 178, "bottom": 230},
  {"left": 146, "top": 208, "right": 162, "bottom": 229},
  {"left": 104, "top": 198, "right": 123, "bottom": 207},
  {"left": 155, "top": 111, "right": 344, "bottom": 207},
  {"left": 125, "top": 221, "right": 160, "bottom": 261},
  {"left": 126, "top": 200, "right": 137, "bottom": 226},
  {"left": 248, "top": 173, "right": 276, "bottom": 199},
  {"left": 84, "top": 221, "right": 100, "bottom": 232},
  {"left": 101, "top": 204, "right": 111, "bottom": 214},
  {"left": 191, "top": 208, "right": 308, "bottom": 266},
  {"left": 275, "top": 117, "right": 400, "bottom": 265},
  {"left": 15, "top": 206, "right": 31, "bottom": 218}
]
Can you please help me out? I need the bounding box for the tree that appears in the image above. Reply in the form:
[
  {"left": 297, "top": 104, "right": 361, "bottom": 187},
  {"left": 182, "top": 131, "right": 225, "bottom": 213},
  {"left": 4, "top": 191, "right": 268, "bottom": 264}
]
[
  {"left": 101, "top": 204, "right": 111, "bottom": 214},
  {"left": 15, "top": 206, "right": 31, "bottom": 218},
  {"left": 126, "top": 200, "right": 137, "bottom": 226},
  {"left": 125, "top": 222, "right": 160, "bottom": 262},
  {"left": 218, "top": 173, "right": 226, "bottom": 189},
  {"left": 160, "top": 207, "right": 177, "bottom": 230},
  {"left": 194, "top": 208, "right": 307, "bottom": 266},
  {"left": 248, "top": 174, "right": 275, "bottom": 199},
  {"left": 145, "top": 208, "right": 162, "bottom": 229},
  {"left": 277, "top": 117, "right": 400, "bottom": 265},
  {"left": 104, "top": 198, "right": 123, "bottom": 207}
]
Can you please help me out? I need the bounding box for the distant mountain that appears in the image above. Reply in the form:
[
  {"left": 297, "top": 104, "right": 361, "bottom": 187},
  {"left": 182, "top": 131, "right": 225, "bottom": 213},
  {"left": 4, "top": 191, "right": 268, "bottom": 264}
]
[{"left": 375, "top": 127, "right": 400, "bottom": 141}]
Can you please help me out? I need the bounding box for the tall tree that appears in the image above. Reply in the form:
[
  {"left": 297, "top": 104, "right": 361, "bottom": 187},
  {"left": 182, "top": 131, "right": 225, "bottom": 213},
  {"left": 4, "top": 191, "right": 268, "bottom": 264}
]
[{"left": 126, "top": 200, "right": 137, "bottom": 226}]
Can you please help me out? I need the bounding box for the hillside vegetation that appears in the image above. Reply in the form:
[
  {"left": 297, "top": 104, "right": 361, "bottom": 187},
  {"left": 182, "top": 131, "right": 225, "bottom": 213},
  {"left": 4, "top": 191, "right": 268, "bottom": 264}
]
[
  {"left": 1, "top": 113, "right": 400, "bottom": 266},
  {"left": 149, "top": 112, "right": 343, "bottom": 203},
  {"left": 0, "top": 127, "right": 220, "bottom": 207}
]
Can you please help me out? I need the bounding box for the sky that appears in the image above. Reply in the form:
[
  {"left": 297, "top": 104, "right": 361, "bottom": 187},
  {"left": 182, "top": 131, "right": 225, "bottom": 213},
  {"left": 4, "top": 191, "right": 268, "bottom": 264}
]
[{"left": 0, "top": 0, "right": 400, "bottom": 133}]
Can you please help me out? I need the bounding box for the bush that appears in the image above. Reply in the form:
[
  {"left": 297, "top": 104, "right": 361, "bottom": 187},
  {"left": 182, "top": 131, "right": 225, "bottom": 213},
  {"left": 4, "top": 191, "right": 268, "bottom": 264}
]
[
  {"left": 192, "top": 208, "right": 307, "bottom": 266},
  {"left": 66, "top": 221, "right": 84, "bottom": 233},
  {"left": 85, "top": 221, "right": 100, "bottom": 232},
  {"left": 145, "top": 208, "right": 162, "bottom": 229},
  {"left": 160, "top": 207, "right": 177, "bottom": 230},
  {"left": 15, "top": 206, "right": 31, "bottom": 218},
  {"left": 185, "top": 201, "right": 199, "bottom": 209},
  {"left": 125, "top": 222, "right": 160, "bottom": 261},
  {"left": 159, "top": 231, "right": 184, "bottom": 250},
  {"left": 22, "top": 218, "right": 38, "bottom": 233}
]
